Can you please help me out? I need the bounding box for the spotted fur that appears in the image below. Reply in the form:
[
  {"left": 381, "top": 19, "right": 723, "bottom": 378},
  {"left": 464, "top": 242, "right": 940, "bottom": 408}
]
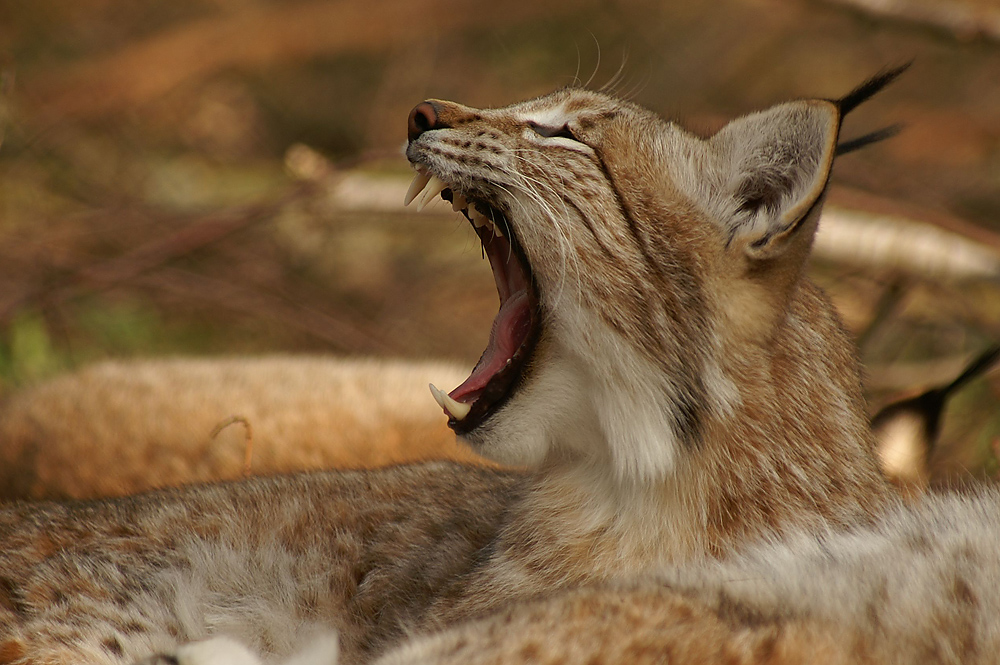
[
  {"left": 0, "top": 80, "right": 900, "bottom": 664},
  {"left": 376, "top": 488, "right": 1000, "bottom": 665}
]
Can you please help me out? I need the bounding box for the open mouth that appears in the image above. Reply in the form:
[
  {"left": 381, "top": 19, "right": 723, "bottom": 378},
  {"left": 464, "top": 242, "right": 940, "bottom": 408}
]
[{"left": 404, "top": 165, "right": 541, "bottom": 435}]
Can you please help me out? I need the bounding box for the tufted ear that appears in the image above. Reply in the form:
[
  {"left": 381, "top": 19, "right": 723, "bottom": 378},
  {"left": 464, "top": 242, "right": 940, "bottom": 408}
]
[
  {"left": 695, "top": 64, "right": 910, "bottom": 262},
  {"left": 705, "top": 99, "right": 839, "bottom": 261}
]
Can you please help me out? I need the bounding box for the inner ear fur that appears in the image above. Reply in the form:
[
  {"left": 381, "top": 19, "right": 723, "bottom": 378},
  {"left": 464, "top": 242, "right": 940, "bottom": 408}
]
[{"left": 708, "top": 100, "right": 839, "bottom": 261}]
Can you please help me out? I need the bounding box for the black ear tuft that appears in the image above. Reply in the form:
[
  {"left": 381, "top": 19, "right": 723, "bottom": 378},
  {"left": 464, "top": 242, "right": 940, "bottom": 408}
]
[
  {"left": 835, "top": 123, "right": 903, "bottom": 156},
  {"left": 942, "top": 345, "right": 1000, "bottom": 395},
  {"left": 836, "top": 62, "right": 912, "bottom": 117}
]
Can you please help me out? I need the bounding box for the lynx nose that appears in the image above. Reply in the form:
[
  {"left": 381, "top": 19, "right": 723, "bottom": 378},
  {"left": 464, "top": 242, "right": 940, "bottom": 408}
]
[{"left": 408, "top": 101, "right": 440, "bottom": 141}]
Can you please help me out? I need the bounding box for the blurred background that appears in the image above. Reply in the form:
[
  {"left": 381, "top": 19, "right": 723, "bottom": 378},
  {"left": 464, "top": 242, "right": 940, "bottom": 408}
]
[{"left": 1, "top": 0, "right": 999, "bottom": 484}]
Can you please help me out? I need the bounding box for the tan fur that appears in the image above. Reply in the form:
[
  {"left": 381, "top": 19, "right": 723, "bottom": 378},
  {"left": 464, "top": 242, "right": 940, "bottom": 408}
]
[
  {"left": 382, "top": 586, "right": 857, "bottom": 665},
  {"left": 377, "top": 488, "right": 1000, "bottom": 665},
  {"left": 0, "top": 356, "right": 481, "bottom": 501},
  {"left": 0, "top": 83, "right": 902, "bottom": 664}
]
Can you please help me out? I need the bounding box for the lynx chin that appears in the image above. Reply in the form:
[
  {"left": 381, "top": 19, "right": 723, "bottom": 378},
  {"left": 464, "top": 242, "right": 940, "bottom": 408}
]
[{"left": 5, "top": 66, "right": 989, "bottom": 665}]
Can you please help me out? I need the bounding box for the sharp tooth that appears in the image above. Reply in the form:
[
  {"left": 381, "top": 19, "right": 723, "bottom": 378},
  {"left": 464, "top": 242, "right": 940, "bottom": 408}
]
[
  {"left": 492, "top": 215, "right": 505, "bottom": 239},
  {"left": 404, "top": 171, "right": 431, "bottom": 206},
  {"left": 442, "top": 393, "right": 472, "bottom": 420},
  {"left": 416, "top": 176, "right": 448, "bottom": 211},
  {"left": 451, "top": 193, "right": 467, "bottom": 212},
  {"left": 429, "top": 384, "right": 472, "bottom": 420},
  {"left": 429, "top": 383, "right": 446, "bottom": 409}
]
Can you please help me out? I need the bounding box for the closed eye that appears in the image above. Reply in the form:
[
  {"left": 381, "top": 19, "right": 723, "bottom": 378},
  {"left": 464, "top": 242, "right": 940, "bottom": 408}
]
[{"left": 528, "top": 121, "right": 579, "bottom": 141}]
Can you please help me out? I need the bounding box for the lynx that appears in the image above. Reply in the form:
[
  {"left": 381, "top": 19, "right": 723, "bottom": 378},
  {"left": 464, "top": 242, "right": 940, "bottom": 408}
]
[
  {"left": 0, "top": 356, "right": 479, "bottom": 501},
  {"left": 0, "top": 69, "right": 906, "bottom": 664},
  {"left": 375, "top": 487, "right": 1000, "bottom": 665}
]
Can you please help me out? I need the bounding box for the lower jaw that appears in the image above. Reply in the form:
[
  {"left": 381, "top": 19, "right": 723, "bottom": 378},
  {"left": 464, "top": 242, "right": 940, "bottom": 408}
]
[{"left": 448, "top": 322, "right": 540, "bottom": 436}]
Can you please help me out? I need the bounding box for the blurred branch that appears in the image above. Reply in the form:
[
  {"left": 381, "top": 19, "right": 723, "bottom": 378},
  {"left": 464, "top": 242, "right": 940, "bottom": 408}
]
[
  {"left": 77, "top": 210, "right": 274, "bottom": 286},
  {"left": 294, "top": 167, "right": 1000, "bottom": 284},
  {"left": 824, "top": 0, "right": 1000, "bottom": 41},
  {"left": 22, "top": 0, "right": 548, "bottom": 122},
  {"left": 814, "top": 206, "right": 1000, "bottom": 282},
  {"left": 856, "top": 278, "right": 908, "bottom": 353},
  {"left": 134, "top": 266, "right": 391, "bottom": 353},
  {"left": 866, "top": 353, "right": 992, "bottom": 392},
  {"left": 0, "top": 190, "right": 305, "bottom": 328},
  {"left": 829, "top": 186, "right": 1000, "bottom": 256}
]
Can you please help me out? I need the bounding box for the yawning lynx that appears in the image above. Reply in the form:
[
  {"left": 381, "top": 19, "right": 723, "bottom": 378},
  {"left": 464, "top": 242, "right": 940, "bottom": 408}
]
[{"left": 0, "top": 70, "right": 906, "bottom": 664}]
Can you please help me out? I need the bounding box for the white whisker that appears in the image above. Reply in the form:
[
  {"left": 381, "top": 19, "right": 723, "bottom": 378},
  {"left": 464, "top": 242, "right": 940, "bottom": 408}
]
[
  {"left": 503, "top": 151, "right": 587, "bottom": 312},
  {"left": 599, "top": 48, "right": 630, "bottom": 95},
  {"left": 584, "top": 32, "right": 601, "bottom": 89}
]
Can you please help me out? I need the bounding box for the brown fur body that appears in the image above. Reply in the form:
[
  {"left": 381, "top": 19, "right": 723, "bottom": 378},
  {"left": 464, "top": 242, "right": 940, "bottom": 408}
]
[
  {"left": 0, "top": 464, "right": 523, "bottom": 664},
  {"left": 0, "top": 80, "right": 906, "bottom": 664},
  {"left": 378, "top": 487, "right": 1000, "bottom": 665}
]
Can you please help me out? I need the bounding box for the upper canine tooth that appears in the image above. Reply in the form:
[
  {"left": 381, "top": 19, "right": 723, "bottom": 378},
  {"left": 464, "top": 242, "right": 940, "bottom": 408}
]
[
  {"left": 416, "top": 176, "right": 448, "bottom": 211},
  {"left": 404, "top": 171, "right": 431, "bottom": 206},
  {"left": 451, "top": 193, "right": 467, "bottom": 212},
  {"left": 428, "top": 384, "right": 472, "bottom": 420}
]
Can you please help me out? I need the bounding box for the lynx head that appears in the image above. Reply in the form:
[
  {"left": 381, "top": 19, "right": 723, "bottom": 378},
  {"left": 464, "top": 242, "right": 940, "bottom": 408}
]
[{"left": 405, "top": 67, "right": 906, "bottom": 482}]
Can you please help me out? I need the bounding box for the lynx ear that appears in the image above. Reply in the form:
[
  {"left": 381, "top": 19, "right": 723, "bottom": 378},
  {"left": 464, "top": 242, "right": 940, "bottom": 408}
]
[
  {"left": 706, "top": 100, "right": 839, "bottom": 261},
  {"left": 694, "top": 64, "right": 910, "bottom": 261}
]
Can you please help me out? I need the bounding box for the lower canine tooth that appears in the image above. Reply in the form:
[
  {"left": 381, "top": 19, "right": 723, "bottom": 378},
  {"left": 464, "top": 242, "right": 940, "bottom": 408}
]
[
  {"left": 443, "top": 393, "right": 472, "bottom": 420},
  {"left": 404, "top": 171, "right": 431, "bottom": 206},
  {"left": 429, "top": 383, "right": 472, "bottom": 420}
]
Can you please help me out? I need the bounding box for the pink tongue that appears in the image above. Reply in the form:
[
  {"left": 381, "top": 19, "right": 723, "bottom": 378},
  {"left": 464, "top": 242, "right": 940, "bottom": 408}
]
[{"left": 449, "top": 290, "right": 532, "bottom": 403}]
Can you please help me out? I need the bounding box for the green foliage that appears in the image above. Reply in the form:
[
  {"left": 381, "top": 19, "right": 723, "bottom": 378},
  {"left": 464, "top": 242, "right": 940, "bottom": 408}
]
[
  {"left": 0, "top": 300, "right": 234, "bottom": 392},
  {"left": 0, "top": 311, "right": 61, "bottom": 389}
]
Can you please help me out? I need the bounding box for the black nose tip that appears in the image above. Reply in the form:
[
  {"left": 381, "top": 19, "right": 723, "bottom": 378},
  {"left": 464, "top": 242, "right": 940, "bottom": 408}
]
[{"left": 408, "top": 101, "right": 438, "bottom": 141}]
